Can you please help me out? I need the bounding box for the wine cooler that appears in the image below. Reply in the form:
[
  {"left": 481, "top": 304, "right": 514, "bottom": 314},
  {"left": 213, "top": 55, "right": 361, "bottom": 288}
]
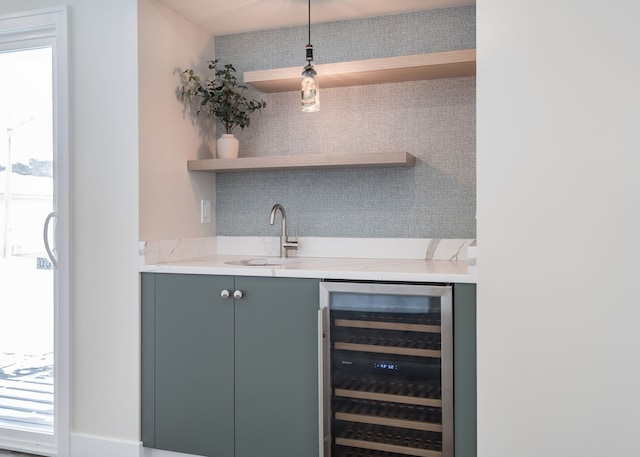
[{"left": 319, "top": 282, "right": 453, "bottom": 457}]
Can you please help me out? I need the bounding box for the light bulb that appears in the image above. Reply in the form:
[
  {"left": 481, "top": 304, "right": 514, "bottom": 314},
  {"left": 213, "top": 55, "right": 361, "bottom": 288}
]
[
  {"left": 301, "top": 64, "right": 319, "bottom": 112},
  {"left": 301, "top": 42, "right": 319, "bottom": 113}
]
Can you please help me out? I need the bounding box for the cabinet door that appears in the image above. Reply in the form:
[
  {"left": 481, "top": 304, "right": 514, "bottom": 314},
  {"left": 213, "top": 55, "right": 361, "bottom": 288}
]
[
  {"left": 454, "top": 283, "right": 477, "bottom": 457},
  {"left": 140, "top": 273, "right": 155, "bottom": 447},
  {"left": 154, "top": 273, "right": 235, "bottom": 457},
  {"left": 234, "top": 276, "right": 320, "bottom": 457}
]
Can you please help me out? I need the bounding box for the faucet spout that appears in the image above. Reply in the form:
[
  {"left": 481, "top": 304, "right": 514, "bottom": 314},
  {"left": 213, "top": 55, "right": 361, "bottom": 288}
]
[
  {"left": 269, "top": 203, "right": 287, "bottom": 237},
  {"left": 269, "top": 203, "right": 298, "bottom": 258}
]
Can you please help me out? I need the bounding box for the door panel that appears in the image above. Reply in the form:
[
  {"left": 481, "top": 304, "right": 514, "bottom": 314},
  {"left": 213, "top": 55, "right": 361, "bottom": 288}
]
[
  {"left": 154, "top": 273, "right": 235, "bottom": 457},
  {"left": 234, "top": 276, "right": 320, "bottom": 457}
]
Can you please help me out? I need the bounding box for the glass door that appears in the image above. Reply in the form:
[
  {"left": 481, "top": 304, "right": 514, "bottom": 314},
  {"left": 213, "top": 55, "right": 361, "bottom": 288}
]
[
  {"left": 0, "top": 7, "right": 69, "bottom": 455},
  {"left": 0, "top": 45, "right": 54, "bottom": 434},
  {"left": 320, "top": 282, "right": 453, "bottom": 457}
]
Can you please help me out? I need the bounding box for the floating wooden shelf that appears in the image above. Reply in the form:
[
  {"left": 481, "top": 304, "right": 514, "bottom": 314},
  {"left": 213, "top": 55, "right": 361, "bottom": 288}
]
[
  {"left": 244, "top": 49, "right": 476, "bottom": 93},
  {"left": 187, "top": 152, "right": 416, "bottom": 173},
  {"left": 190, "top": 51, "right": 472, "bottom": 174}
]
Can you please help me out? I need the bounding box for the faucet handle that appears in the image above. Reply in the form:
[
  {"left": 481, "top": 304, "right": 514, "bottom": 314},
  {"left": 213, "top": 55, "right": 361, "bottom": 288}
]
[
  {"left": 289, "top": 227, "right": 299, "bottom": 243},
  {"left": 285, "top": 227, "right": 299, "bottom": 245},
  {"left": 284, "top": 239, "right": 298, "bottom": 249},
  {"left": 283, "top": 230, "right": 298, "bottom": 251}
]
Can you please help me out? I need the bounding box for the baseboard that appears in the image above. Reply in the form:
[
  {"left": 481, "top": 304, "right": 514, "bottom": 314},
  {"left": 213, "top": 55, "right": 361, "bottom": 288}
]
[{"left": 70, "top": 433, "right": 141, "bottom": 457}]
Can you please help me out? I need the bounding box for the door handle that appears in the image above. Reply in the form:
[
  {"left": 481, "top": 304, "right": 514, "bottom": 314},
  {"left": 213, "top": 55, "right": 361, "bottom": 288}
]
[
  {"left": 43, "top": 211, "right": 57, "bottom": 268},
  {"left": 318, "top": 307, "right": 330, "bottom": 457}
]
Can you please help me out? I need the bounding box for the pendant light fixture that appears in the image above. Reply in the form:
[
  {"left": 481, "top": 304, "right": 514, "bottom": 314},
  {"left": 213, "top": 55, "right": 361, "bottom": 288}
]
[{"left": 301, "top": 0, "right": 319, "bottom": 112}]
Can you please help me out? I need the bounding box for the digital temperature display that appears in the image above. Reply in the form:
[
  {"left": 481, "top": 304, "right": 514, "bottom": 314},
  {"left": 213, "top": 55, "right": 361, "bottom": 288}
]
[{"left": 373, "top": 362, "right": 400, "bottom": 371}]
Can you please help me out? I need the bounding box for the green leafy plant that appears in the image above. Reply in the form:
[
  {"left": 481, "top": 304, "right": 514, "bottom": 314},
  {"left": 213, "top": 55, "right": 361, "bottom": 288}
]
[{"left": 180, "top": 59, "right": 266, "bottom": 135}]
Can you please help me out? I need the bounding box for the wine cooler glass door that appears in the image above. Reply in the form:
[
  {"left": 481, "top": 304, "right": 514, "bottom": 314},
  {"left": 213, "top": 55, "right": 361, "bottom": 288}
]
[{"left": 320, "top": 282, "right": 453, "bottom": 457}]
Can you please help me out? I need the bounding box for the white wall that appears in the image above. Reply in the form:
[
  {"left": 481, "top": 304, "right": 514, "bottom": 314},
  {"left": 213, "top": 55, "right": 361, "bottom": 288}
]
[
  {"left": 0, "top": 0, "right": 140, "bottom": 453},
  {"left": 477, "top": 1, "right": 640, "bottom": 456},
  {"left": 138, "top": 0, "right": 216, "bottom": 241},
  {"left": 69, "top": 0, "right": 139, "bottom": 445}
]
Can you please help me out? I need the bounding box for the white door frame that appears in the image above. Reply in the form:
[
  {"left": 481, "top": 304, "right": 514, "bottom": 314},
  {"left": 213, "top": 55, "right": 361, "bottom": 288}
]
[{"left": 0, "top": 7, "right": 69, "bottom": 456}]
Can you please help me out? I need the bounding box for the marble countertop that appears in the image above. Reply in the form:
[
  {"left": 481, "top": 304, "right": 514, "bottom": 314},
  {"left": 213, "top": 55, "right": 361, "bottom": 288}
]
[
  {"left": 140, "top": 255, "right": 476, "bottom": 284},
  {"left": 139, "top": 236, "right": 477, "bottom": 283}
]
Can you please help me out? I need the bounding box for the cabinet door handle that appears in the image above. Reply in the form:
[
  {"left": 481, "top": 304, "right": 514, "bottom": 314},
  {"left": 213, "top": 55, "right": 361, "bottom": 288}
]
[
  {"left": 220, "top": 289, "right": 230, "bottom": 299},
  {"left": 233, "top": 290, "right": 243, "bottom": 299}
]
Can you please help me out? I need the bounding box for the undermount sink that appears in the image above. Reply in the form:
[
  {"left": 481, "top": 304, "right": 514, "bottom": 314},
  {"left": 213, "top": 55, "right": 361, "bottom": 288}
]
[{"left": 225, "top": 257, "right": 301, "bottom": 267}]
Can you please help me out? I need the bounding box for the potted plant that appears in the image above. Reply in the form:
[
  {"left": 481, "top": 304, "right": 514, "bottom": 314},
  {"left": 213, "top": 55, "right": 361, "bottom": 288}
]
[{"left": 180, "top": 59, "right": 267, "bottom": 158}]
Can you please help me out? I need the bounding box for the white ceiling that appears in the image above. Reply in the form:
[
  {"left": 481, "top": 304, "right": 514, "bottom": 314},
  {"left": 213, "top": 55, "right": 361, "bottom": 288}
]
[{"left": 157, "top": 0, "right": 475, "bottom": 36}]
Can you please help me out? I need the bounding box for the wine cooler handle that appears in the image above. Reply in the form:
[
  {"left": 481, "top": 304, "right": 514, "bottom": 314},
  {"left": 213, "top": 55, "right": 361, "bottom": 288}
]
[
  {"left": 233, "top": 290, "right": 243, "bottom": 299},
  {"left": 43, "top": 211, "right": 58, "bottom": 268},
  {"left": 318, "top": 308, "right": 329, "bottom": 457},
  {"left": 220, "top": 289, "right": 230, "bottom": 299}
]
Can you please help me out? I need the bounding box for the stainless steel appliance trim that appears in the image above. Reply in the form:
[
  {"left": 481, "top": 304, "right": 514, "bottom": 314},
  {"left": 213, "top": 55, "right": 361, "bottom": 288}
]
[
  {"left": 318, "top": 305, "right": 331, "bottom": 457},
  {"left": 317, "top": 309, "right": 324, "bottom": 457},
  {"left": 440, "top": 286, "right": 454, "bottom": 457},
  {"left": 320, "top": 281, "right": 452, "bottom": 299},
  {"left": 319, "top": 281, "right": 454, "bottom": 457}
]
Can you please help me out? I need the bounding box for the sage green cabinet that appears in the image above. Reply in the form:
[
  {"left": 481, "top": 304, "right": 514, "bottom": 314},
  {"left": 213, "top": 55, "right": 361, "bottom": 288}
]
[
  {"left": 141, "top": 273, "right": 320, "bottom": 457},
  {"left": 453, "top": 283, "right": 477, "bottom": 457}
]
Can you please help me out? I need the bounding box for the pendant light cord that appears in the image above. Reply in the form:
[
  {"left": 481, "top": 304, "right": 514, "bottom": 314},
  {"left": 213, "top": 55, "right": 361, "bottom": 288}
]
[{"left": 307, "top": 0, "right": 311, "bottom": 45}]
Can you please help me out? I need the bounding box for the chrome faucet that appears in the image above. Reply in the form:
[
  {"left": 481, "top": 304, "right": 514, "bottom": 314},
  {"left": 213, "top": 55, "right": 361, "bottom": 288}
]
[{"left": 269, "top": 203, "right": 298, "bottom": 258}]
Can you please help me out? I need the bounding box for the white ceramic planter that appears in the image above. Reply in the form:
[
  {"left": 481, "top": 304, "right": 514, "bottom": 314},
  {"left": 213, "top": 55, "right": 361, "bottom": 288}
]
[{"left": 216, "top": 134, "right": 239, "bottom": 159}]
